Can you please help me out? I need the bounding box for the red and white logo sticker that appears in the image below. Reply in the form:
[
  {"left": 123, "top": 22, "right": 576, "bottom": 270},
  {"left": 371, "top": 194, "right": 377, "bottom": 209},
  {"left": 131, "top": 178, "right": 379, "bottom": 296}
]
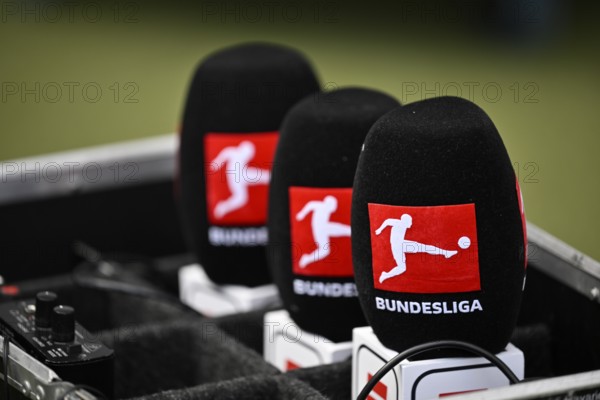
[
  {"left": 368, "top": 203, "right": 480, "bottom": 294},
  {"left": 285, "top": 359, "right": 300, "bottom": 371},
  {"left": 367, "top": 373, "right": 388, "bottom": 400},
  {"left": 204, "top": 132, "right": 278, "bottom": 226},
  {"left": 289, "top": 187, "right": 353, "bottom": 277}
]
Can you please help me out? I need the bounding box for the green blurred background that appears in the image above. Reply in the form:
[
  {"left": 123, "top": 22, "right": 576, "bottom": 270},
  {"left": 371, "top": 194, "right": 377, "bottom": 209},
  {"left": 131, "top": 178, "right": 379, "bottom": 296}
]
[{"left": 1, "top": 1, "right": 598, "bottom": 260}]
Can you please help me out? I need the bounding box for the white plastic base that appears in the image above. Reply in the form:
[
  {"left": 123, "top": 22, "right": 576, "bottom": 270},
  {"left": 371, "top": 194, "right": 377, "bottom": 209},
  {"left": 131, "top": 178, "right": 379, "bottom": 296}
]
[
  {"left": 352, "top": 326, "right": 524, "bottom": 400},
  {"left": 178, "top": 264, "right": 281, "bottom": 317},
  {"left": 263, "top": 309, "right": 353, "bottom": 371}
]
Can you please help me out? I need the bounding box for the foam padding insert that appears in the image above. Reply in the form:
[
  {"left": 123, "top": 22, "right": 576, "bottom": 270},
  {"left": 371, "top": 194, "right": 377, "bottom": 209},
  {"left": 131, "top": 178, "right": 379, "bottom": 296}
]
[
  {"left": 101, "top": 318, "right": 278, "bottom": 398},
  {"left": 285, "top": 359, "right": 352, "bottom": 400},
  {"left": 211, "top": 308, "right": 276, "bottom": 355},
  {"left": 126, "top": 374, "right": 327, "bottom": 400}
]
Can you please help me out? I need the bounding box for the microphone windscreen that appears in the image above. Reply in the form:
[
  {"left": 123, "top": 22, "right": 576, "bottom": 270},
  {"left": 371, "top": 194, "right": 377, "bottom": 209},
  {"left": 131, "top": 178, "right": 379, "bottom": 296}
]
[
  {"left": 268, "top": 88, "right": 400, "bottom": 342},
  {"left": 179, "top": 43, "right": 320, "bottom": 287},
  {"left": 352, "top": 96, "right": 527, "bottom": 354}
]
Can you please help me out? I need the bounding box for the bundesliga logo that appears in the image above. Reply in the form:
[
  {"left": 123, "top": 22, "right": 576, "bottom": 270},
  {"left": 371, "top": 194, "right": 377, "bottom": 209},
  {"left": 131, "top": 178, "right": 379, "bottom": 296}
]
[
  {"left": 368, "top": 203, "right": 480, "bottom": 294},
  {"left": 289, "top": 187, "right": 353, "bottom": 277},
  {"left": 204, "top": 132, "right": 278, "bottom": 226}
]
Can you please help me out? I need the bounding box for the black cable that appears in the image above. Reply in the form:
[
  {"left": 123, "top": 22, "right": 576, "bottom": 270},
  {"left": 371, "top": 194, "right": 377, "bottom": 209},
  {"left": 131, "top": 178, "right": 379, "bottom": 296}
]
[
  {"left": 71, "top": 241, "right": 181, "bottom": 302},
  {"left": 356, "top": 340, "right": 521, "bottom": 400},
  {"left": 72, "top": 241, "right": 103, "bottom": 264}
]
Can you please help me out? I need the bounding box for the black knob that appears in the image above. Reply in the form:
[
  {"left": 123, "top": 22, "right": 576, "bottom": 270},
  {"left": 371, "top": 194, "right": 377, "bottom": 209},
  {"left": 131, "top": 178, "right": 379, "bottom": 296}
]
[
  {"left": 52, "top": 305, "right": 75, "bottom": 343},
  {"left": 35, "top": 291, "right": 58, "bottom": 329}
]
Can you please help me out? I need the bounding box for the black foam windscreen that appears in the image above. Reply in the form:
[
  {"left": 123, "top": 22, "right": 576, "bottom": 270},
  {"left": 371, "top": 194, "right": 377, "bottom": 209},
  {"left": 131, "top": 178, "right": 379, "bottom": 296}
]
[
  {"left": 268, "top": 88, "right": 400, "bottom": 342},
  {"left": 352, "top": 97, "right": 527, "bottom": 354},
  {"left": 178, "top": 43, "right": 320, "bottom": 286}
]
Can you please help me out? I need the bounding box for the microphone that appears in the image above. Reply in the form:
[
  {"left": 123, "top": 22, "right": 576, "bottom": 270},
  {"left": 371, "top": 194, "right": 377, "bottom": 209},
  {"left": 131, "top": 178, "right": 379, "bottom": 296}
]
[
  {"left": 351, "top": 96, "right": 527, "bottom": 354},
  {"left": 268, "top": 88, "right": 400, "bottom": 342},
  {"left": 178, "top": 43, "right": 320, "bottom": 287}
]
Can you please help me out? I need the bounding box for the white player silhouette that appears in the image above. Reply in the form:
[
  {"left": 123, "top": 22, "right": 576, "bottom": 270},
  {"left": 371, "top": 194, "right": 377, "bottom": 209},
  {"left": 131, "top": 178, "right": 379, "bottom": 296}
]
[
  {"left": 211, "top": 141, "right": 270, "bottom": 219},
  {"left": 375, "top": 214, "right": 464, "bottom": 284},
  {"left": 296, "top": 195, "right": 351, "bottom": 268}
]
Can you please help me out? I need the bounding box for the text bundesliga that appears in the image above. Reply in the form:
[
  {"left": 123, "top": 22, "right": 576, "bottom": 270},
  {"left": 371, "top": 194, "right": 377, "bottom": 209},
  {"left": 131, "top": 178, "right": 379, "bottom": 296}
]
[
  {"left": 376, "top": 297, "right": 483, "bottom": 314},
  {"left": 293, "top": 279, "right": 484, "bottom": 314}
]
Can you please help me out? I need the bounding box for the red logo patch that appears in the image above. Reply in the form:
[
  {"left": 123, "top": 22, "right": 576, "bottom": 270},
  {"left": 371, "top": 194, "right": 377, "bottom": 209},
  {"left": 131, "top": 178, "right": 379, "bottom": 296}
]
[
  {"left": 204, "top": 132, "right": 278, "bottom": 226},
  {"left": 289, "top": 187, "right": 353, "bottom": 277},
  {"left": 368, "top": 203, "right": 480, "bottom": 294}
]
